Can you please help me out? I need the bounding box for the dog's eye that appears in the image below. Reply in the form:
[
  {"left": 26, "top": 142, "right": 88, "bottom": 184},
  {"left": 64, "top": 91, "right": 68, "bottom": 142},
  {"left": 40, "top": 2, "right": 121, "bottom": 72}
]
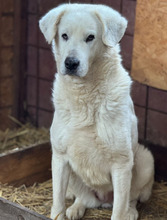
[
  {"left": 62, "top": 33, "right": 68, "bottom": 41},
  {"left": 86, "top": 35, "right": 95, "bottom": 43}
]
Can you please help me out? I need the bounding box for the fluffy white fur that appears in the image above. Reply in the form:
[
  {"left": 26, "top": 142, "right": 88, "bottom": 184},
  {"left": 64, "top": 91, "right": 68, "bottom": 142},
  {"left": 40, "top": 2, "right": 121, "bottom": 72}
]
[{"left": 39, "top": 4, "right": 154, "bottom": 220}]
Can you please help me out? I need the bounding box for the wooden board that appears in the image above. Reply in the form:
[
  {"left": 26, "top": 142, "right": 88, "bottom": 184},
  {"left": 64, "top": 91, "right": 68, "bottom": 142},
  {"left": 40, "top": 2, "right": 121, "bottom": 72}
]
[
  {"left": 131, "top": 0, "right": 167, "bottom": 90},
  {"left": 0, "top": 197, "right": 51, "bottom": 220},
  {"left": 0, "top": 142, "right": 52, "bottom": 186}
]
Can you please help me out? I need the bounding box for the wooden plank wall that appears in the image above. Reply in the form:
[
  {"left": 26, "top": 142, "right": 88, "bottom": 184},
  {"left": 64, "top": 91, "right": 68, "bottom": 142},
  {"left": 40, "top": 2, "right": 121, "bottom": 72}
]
[
  {"left": 131, "top": 0, "right": 167, "bottom": 90},
  {"left": 0, "top": 0, "right": 15, "bottom": 130}
]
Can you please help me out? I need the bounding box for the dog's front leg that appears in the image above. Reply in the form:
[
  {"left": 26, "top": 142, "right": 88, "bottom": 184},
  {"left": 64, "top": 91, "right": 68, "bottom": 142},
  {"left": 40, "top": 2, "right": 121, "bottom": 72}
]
[
  {"left": 111, "top": 160, "right": 133, "bottom": 220},
  {"left": 51, "top": 152, "right": 70, "bottom": 220}
]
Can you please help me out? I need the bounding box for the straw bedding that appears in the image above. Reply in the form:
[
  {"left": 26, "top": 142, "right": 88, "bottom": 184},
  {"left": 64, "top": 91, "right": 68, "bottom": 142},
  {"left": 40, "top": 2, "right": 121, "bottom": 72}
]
[
  {"left": 0, "top": 180, "right": 167, "bottom": 220},
  {"left": 0, "top": 117, "right": 49, "bottom": 154},
  {"left": 0, "top": 119, "right": 167, "bottom": 219}
]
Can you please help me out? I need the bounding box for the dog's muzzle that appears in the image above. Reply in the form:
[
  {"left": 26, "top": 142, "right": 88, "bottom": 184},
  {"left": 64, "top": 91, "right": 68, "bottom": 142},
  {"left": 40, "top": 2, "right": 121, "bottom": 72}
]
[{"left": 65, "top": 57, "right": 80, "bottom": 75}]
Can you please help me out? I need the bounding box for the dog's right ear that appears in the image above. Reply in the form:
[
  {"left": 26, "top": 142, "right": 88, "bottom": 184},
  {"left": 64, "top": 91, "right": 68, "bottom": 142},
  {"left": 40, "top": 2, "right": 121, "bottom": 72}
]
[{"left": 39, "top": 5, "right": 66, "bottom": 44}]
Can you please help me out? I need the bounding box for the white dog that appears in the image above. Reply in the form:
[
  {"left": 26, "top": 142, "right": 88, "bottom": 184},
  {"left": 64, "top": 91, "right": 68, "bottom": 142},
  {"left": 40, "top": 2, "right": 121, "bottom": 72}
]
[{"left": 39, "top": 4, "right": 154, "bottom": 220}]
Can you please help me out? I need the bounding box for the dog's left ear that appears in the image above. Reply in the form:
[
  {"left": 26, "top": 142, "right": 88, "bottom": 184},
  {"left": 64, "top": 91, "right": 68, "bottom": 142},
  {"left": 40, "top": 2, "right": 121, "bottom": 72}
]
[{"left": 95, "top": 5, "right": 127, "bottom": 47}]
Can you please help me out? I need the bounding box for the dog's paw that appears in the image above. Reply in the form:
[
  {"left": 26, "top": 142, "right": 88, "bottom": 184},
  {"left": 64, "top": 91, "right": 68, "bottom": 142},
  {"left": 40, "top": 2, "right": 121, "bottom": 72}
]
[
  {"left": 66, "top": 202, "right": 85, "bottom": 220},
  {"left": 50, "top": 207, "right": 65, "bottom": 220},
  {"left": 50, "top": 213, "right": 65, "bottom": 220},
  {"left": 111, "top": 208, "right": 138, "bottom": 220},
  {"left": 128, "top": 207, "right": 138, "bottom": 220}
]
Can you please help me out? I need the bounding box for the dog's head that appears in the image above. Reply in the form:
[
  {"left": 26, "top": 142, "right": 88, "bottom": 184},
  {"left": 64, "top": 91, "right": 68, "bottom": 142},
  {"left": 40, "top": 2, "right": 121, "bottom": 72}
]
[{"left": 39, "top": 4, "right": 127, "bottom": 78}]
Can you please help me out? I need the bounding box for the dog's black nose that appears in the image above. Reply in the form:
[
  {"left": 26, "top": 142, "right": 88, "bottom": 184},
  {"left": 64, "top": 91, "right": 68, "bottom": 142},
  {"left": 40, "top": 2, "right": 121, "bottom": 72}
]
[{"left": 65, "top": 57, "right": 80, "bottom": 71}]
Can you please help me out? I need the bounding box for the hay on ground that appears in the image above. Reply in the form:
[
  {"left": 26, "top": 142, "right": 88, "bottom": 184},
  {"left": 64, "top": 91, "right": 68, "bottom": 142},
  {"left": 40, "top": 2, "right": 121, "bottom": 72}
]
[
  {"left": 0, "top": 119, "right": 166, "bottom": 219},
  {"left": 0, "top": 116, "right": 49, "bottom": 154},
  {"left": 0, "top": 180, "right": 167, "bottom": 220}
]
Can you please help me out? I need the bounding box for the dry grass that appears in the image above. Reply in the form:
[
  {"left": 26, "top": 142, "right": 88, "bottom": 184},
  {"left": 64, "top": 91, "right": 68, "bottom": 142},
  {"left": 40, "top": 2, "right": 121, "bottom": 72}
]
[
  {"left": 0, "top": 120, "right": 166, "bottom": 219},
  {"left": 0, "top": 116, "right": 49, "bottom": 154},
  {"left": 0, "top": 180, "right": 167, "bottom": 220}
]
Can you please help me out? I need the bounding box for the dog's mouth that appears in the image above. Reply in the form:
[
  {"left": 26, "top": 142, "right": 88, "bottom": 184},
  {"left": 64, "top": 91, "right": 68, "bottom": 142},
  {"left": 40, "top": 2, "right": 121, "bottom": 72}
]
[{"left": 65, "top": 69, "right": 80, "bottom": 77}]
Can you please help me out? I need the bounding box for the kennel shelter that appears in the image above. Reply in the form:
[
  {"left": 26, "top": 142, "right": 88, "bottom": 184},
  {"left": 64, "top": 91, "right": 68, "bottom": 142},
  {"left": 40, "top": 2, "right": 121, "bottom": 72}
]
[{"left": 0, "top": 0, "right": 167, "bottom": 219}]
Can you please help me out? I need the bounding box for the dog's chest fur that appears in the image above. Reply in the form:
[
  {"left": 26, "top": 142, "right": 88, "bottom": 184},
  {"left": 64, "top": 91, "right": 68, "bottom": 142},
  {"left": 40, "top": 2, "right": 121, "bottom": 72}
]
[{"left": 51, "top": 69, "right": 133, "bottom": 188}]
